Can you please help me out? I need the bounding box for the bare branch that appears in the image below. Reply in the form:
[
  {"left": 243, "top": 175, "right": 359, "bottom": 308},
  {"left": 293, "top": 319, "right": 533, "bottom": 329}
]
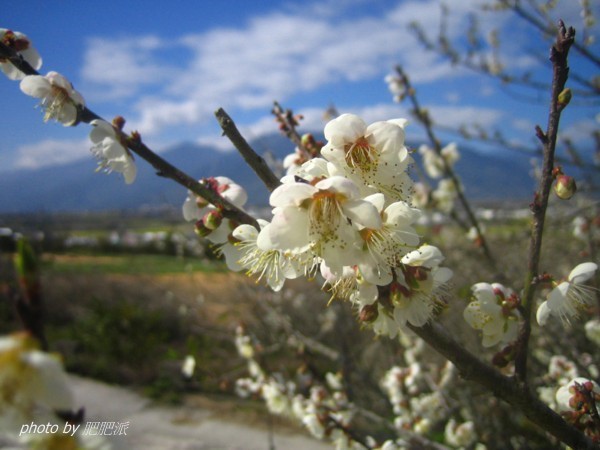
[
  {"left": 514, "top": 20, "right": 575, "bottom": 383},
  {"left": 215, "top": 108, "right": 281, "bottom": 192}
]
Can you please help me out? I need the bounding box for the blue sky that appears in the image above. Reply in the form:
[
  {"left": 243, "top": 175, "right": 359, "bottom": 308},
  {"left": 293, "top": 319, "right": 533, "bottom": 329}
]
[{"left": 1, "top": 0, "right": 598, "bottom": 173}]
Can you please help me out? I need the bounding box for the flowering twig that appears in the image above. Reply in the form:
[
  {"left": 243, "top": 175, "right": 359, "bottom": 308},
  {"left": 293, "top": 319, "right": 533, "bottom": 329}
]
[
  {"left": 272, "top": 101, "right": 304, "bottom": 148},
  {"left": 393, "top": 65, "right": 498, "bottom": 270},
  {"left": 407, "top": 320, "right": 595, "bottom": 449},
  {"left": 214, "top": 108, "right": 281, "bottom": 192},
  {"left": 0, "top": 42, "right": 258, "bottom": 229},
  {"left": 514, "top": 20, "right": 575, "bottom": 384}
]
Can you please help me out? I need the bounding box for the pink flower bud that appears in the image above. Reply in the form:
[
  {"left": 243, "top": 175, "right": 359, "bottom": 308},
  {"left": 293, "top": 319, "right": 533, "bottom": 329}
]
[
  {"left": 359, "top": 304, "right": 378, "bottom": 323},
  {"left": 194, "top": 220, "right": 211, "bottom": 237},
  {"left": 203, "top": 210, "right": 223, "bottom": 230},
  {"left": 554, "top": 175, "right": 577, "bottom": 200}
]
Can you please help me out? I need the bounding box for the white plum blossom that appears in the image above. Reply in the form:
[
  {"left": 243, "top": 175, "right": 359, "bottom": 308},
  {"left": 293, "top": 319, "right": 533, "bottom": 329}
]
[
  {"left": 320, "top": 263, "right": 379, "bottom": 307},
  {"left": 432, "top": 178, "right": 458, "bottom": 213},
  {"left": 181, "top": 355, "right": 196, "bottom": 379},
  {"left": 262, "top": 379, "right": 292, "bottom": 416},
  {"left": 225, "top": 221, "right": 302, "bottom": 291},
  {"left": 419, "top": 143, "right": 460, "bottom": 179},
  {"left": 0, "top": 333, "right": 74, "bottom": 432},
  {"left": 264, "top": 175, "right": 381, "bottom": 274},
  {"left": 585, "top": 319, "right": 600, "bottom": 347},
  {"left": 536, "top": 262, "right": 598, "bottom": 326},
  {"left": 384, "top": 73, "right": 406, "bottom": 102},
  {"left": 321, "top": 114, "right": 413, "bottom": 202},
  {"left": 0, "top": 29, "right": 42, "bottom": 80},
  {"left": 463, "top": 282, "right": 520, "bottom": 348},
  {"left": 389, "top": 245, "right": 453, "bottom": 327},
  {"left": 444, "top": 419, "right": 476, "bottom": 448},
  {"left": 20, "top": 71, "right": 84, "bottom": 126},
  {"left": 356, "top": 195, "right": 422, "bottom": 286},
  {"left": 89, "top": 119, "right": 137, "bottom": 184}
]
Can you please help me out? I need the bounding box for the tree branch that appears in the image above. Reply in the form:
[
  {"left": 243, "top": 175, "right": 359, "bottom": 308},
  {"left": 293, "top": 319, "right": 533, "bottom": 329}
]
[
  {"left": 407, "top": 320, "right": 595, "bottom": 449},
  {"left": 0, "top": 42, "right": 259, "bottom": 229},
  {"left": 214, "top": 108, "right": 281, "bottom": 192},
  {"left": 393, "top": 65, "right": 499, "bottom": 272},
  {"left": 514, "top": 20, "right": 575, "bottom": 384}
]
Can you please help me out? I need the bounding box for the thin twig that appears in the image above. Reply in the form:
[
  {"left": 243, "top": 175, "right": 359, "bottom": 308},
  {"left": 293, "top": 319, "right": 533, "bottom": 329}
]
[
  {"left": 215, "top": 108, "right": 281, "bottom": 192},
  {"left": 514, "top": 20, "right": 575, "bottom": 384},
  {"left": 394, "top": 65, "right": 498, "bottom": 271},
  {"left": 505, "top": 0, "right": 600, "bottom": 69}
]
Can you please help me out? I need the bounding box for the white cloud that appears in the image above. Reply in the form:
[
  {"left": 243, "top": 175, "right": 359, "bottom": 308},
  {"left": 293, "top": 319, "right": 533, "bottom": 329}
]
[
  {"left": 81, "top": 35, "right": 178, "bottom": 100},
  {"left": 428, "top": 105, "right": 503, "bottom": 129},
  {"left": 14, "top": 138, "right": 90, "bottom": 170},
  {"left": 80, "top": 0, "right": 500, "bottom": 137}
]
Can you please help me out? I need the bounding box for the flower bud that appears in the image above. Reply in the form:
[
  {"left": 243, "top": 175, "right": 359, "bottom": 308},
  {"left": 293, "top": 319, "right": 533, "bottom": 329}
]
[
  {"left": 301, "top": 133, "right": 315, "bottom": 148},
  {"left": 112, "top": 116, "right": 126, "bottom": 131},
  {"left": 194, "top": 220, "right": 212, "bottom": 237},
  {"left": 558, "top": 88, "right": 572, "bottom": 108},
  {"left": 359, "top": 304, "right": 378, "bottom": 323},
  {"left": 195, "top": 195, "right": 209, "bottom": 209},
  {"left": 203, "top": 210, "right": 223, "bottom": 230},
  {"left": 554, "top": 175, "right": 577, "bottom": 200}
]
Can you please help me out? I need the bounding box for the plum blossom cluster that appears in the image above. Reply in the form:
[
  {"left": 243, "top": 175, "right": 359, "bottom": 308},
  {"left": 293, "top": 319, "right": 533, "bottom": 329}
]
[
  {"left": 379, "top": 334, "right": 478, "bottom": 448},
  {"left": 233, "top": 327, "right": 365, "bottom": 450},
  {"left": 183, "top": 114, "right": 453, "bottom": 333},
  {"left": 555, "top": 377, "right": 600, "bottom": 442},
  {"left": 1, "top": 29, "right": 136, "bottom": 184},
  {"left": 234, "top": 326, "right": 472, "bottom": 450},
  {"left": 412, "top": 143, "right": 461, "bottom": 214}
]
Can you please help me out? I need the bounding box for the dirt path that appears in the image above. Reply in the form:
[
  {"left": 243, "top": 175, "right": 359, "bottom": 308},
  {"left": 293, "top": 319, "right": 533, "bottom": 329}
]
[{"left": 71, "top": 376, "right": 331, "bottom": 450}]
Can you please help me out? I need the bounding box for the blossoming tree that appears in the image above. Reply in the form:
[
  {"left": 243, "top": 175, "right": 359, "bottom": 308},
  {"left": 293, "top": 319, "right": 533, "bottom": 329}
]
[{"left": 0, "top": 1, "right": 599, "bottom": 449}]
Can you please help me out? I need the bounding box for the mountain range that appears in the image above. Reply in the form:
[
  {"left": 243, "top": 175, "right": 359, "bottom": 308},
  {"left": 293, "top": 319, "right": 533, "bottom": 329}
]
[{"left": 0, "top": 133, "right": 536, "bottom": 213}]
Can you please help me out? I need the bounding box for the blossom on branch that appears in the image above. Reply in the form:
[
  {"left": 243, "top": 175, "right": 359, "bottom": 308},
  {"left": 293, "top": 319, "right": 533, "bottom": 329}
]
[
  {"left": 463, "top": 282, "right": 520, "bottom": 348},
  {"left": 89, "top": 119, "right": 137, "bottom": 184},
  {"left": 419, "top": 142, "right": 460, "bottom": 179},
  {"left": 264, "top": 175, "right": 381, "bottom": 274},
  {"left": 536, "top": 262, "right": 598, "bottom": 326},
  {"left": 391, "top": 245, "right": 453, "bottom": 327},
  {"left": 0, "top": 29, "right": 42, "bottom": 80},
  {"left": 223, "top": 221, "right": 303, "bottom": 291},
  {"left": 182, "top": 176, "right": 248, "bottom": 244},
  {"left": 321, "top": 114, "right": 413, "bottom": 202},
  {"left": 20, "top": 71, "right": 84, "bottom": 126}
]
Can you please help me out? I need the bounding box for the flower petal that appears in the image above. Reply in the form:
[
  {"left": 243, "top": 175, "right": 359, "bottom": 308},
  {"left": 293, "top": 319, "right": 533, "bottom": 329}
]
[
  {"left": 343, "top": 199, "right": 382, "bottom": 229},
  {"left": 19, "top": 75, "right": 50, "bottom": 98},
  {"left": 568, "top": 262, "right": 598, "bottom": 284}
]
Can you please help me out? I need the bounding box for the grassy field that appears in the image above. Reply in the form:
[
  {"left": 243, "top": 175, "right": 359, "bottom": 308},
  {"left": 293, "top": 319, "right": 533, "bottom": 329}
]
[{"left": 41, "top": 252, "right": 226, "bottom": 275}]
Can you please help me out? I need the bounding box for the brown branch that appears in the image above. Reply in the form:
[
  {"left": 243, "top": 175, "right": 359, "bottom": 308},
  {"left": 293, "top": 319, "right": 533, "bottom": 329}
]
[
  {"left": 214, "top": 108, "right": 281, "bottom": 192},
  {"left": 407, "top": 320, "right": 595, "bottom": 449},
  {"left": 514, "top": 20, "right": 575, "bottom": 384},
  {"left": 393, "top": 65, "right": 499, "bottom": 272},
  {"left": 0, "top": 42, "right": 259, "bottom": 229}
]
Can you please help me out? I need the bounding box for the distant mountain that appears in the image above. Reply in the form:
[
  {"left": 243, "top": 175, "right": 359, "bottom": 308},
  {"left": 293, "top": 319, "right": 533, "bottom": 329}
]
[{"left": 0, "top": 133, "right": 535, "bottom": 213}]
